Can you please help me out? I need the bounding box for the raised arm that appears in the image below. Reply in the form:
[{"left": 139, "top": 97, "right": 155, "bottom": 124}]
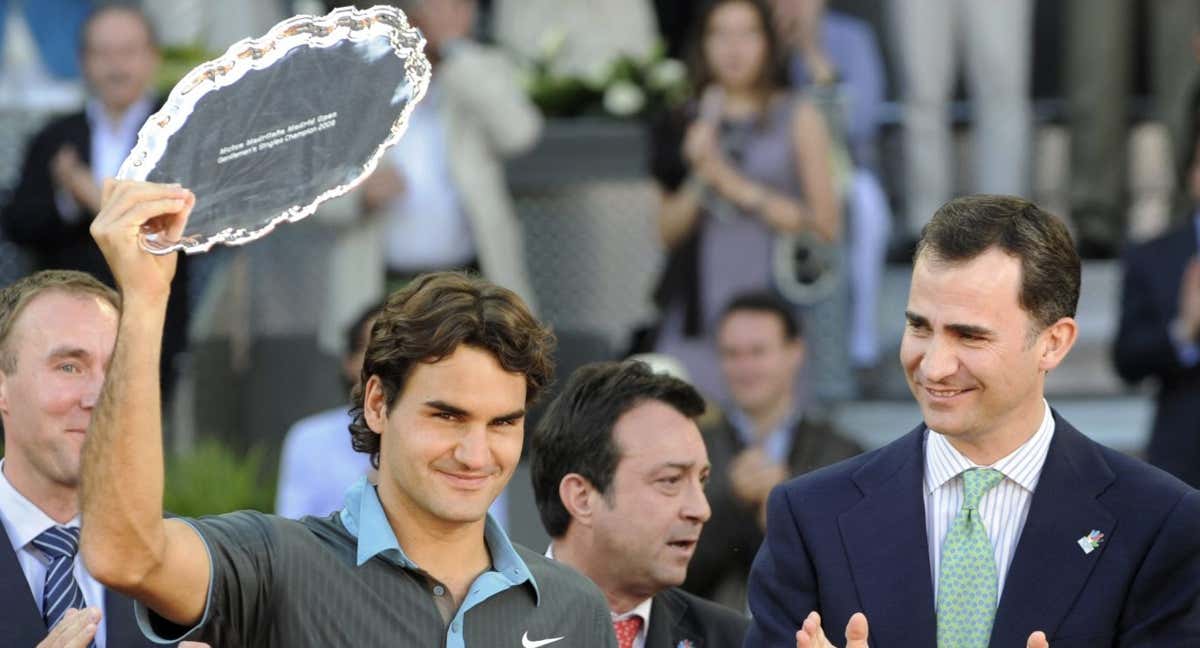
[{"left": 79, "top": 180, "right": 211, "bottom": 626}]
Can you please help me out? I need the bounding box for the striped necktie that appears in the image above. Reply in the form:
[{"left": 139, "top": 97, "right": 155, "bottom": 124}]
[{"left": 32, "top": 526, "right": 88, "bottom": 633}]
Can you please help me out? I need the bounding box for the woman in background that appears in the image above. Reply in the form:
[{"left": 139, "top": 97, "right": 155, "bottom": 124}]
[{"left": 648, "top": 0, "right": 850, "bottom": 403}]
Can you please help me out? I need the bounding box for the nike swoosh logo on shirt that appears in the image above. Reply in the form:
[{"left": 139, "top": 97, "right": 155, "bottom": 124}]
[{"left": 522, "top": 631, "right": 565, "bottom": 647}]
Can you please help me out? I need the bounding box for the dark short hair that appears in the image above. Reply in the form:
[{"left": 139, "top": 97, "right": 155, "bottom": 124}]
[
  {"left": 915, "top": 195, "right": 1080, "bottom": 330},
  {"left": 531, "top": 360, "right": 706, "bottom": 538},
  {"left": 0, "top": 270, "right": 119, "bottom": 373},
  {"left": 348, "top": 272, "right": 555, "bottom": 468},
  {"left": 718, "top": 291, "right": 802, "bottom": 340}
]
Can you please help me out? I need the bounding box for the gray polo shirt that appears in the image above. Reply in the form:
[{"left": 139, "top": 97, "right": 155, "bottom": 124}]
[{"left": 136, "top": 478, "right": 616, "bottom": 647}]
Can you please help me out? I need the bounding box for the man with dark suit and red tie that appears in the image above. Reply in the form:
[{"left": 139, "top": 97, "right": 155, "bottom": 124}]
[
  {"left": 531, "top": 360, "right": 749, "bottom": 648},
  {"left": 0, "top": 270, "right": 169, "bottom": 648},
  {"left": 745, "top": 195, "right": 1200, "bottom": 648}
]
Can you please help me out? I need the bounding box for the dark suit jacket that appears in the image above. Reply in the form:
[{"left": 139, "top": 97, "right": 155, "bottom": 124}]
[
  {"left": 646, "top": 587, "right": 748, "bottom": 648},
  {"left": 744, "top": 412, "right": 1200, "bottom": 647},
  {"left": 0, "top": 108, "right": 190, "bottom": 397},
  {"left": 0, "top": 520, "right": 163, "bottom": 647},
  {"left": 685, "top": 414, "right": 863, "bottom": 602},
  {"left": 1113, "top": 222, "right": 1200, "bottom": 488}
]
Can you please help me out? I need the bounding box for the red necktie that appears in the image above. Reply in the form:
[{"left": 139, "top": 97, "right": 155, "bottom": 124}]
[{"left": 613, "top": 615, "right": 644, "bottom": 648}]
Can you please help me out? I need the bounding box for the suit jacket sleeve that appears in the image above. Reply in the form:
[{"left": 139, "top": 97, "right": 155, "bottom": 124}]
[
  {"left": 1117, "top": 490, "right": 1200, "bottom": 645},
  {"left": 1, "top": 123, "right": 87, "bottom": 246},
  {"left": 744, "top": 485, "right": 819, "bottom": 648},
  {"left": 1113, "top": 246, "right": 1190, "bottom": 383}
]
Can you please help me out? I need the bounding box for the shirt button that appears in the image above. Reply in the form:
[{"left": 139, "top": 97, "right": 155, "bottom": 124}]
[
  {"left": 433, "top": 585, "right": 445, "bottom": 596},
  {"left": 451, "top": 621, "right": 461, "bottom": 633}
]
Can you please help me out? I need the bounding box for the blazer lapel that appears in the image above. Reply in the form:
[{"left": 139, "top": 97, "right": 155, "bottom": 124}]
[
  {"left": 0, "top": 522, "right": 51, "bottom": 647},
  {"left": 989, "top": 414, "right": 1116, "bottom": 647},
  {"left": 647, "top": 590, "right": 702, "bottom": 648},
  {"left": 838, "top": 427, "right": 937, "bottom": 647}
]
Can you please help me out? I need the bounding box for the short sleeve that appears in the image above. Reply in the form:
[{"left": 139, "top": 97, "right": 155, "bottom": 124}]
[{"left": 135, "top": 511, "right": 277, "bottom": 646}]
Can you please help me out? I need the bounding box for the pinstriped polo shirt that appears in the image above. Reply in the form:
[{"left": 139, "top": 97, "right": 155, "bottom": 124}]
[
  {"left": 135, "top": 478, "right": 617, "bottom": 647},
  {"left": 924, "top": 400, "right": 1055, "bottom": 603}
]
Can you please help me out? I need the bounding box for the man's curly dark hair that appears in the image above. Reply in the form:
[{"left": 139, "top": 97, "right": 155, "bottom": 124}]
[{"left": 347, "top": 271, "right": 555, "bottom": 468}]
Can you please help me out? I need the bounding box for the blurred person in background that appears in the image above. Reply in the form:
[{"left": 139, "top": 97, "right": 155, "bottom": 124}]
[
  {"left": 891, "top": 0, "right": 1033, "bottom": 244},
  {"left": 683, "top": 292, "right": 861, "bottom": 610},
  {"left": 648, "top": 0, "right": 845, "bottom": 403},
  {"left": 1113, "top": 111, "right": 1200, "bottom": 489},
  {"left": 1066, "top": 0, "right": 1200, "bottom": 258},
  {"left": 773, "top": 0, "right": 892, "bottom": 388},
  {"left": 274, "top": 303, "right": 381, "bottom": 519},
  {"left": 0, "top": 5, "right": 189, "bottom": 401},
  {"left": 532, "top": 360, "right": 748, "bottom": 648},
  {"left": 379, "top": 0, "right": 540, "bottom": 310}
]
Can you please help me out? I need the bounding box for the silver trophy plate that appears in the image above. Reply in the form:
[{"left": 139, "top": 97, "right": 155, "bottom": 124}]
[{"left": 117, "top": 5, "right": 430, "bottom": 254}]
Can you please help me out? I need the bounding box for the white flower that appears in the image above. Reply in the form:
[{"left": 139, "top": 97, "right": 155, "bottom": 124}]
[
  {"left": 584, "top": 58, "right": 616, "bottom": 90},
  {"left": 603, "top": 81, "right": 645, "bottom": 117},
  {"left": 537, "top": 27, "right": 567, "bottom": 61},
  {"left": 648, "top": 58, "right": 687, "bottom": 90}
]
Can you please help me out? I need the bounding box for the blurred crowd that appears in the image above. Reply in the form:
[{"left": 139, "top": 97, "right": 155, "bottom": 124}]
[{"left": 1, "top": 0, "right": 1200, "bottom": 639}]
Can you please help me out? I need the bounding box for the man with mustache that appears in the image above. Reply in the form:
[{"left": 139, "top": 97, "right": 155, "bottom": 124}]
[
  {"left": 531, "top": 360, "right": 748, "bottom": 648},
  {"left": 745, "top": 195, "right": 1200, "bottom": 647},
  {"left": 78, "top": 180, "right": 616, "bottom": 647}
]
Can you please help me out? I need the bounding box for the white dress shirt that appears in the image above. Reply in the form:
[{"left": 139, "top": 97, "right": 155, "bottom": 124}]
[
  {"left": 382, "top": 82, "right": 476, "bottom": 272},
  {"left": 0, "top": 460, "right": 107, "bottom": 647},
  {"left": 545, "top": 543, "right": 653, "bottom": 648},
  {"left": 924, "top": 401, "right": 1055, "bottom": 603}
]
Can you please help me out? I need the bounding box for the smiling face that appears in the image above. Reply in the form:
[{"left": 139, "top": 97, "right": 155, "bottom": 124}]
[
  {"left": 0, "top": 291, "right": 118, "bottom": 498},
  {"left": 364, "top": 344, "right": 526, "bottom": 529},
  {"left": 589, "top": 400, "right": 711, "bottom": 598},
  {"left": 900, "top": 248, "right": 1074, "bottom": 458},
  {"left": 718, "top": 309, "right": 803, "bottom": 416}
]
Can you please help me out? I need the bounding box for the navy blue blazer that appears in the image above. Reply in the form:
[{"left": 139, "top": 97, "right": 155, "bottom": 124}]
[
  {"left": 0, "top": 521, "right": 162, "bottom": 648},
  {"left": 744, "top": 411, "right": 1200, "bottom": 647}
]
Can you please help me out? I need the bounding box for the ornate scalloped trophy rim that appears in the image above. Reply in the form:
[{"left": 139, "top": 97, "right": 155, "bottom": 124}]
[{"left": 116, "top": 4, "right": 430, "bottom": 255}]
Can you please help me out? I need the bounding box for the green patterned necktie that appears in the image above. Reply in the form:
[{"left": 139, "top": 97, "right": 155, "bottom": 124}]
[{"left": 936, "top": 467, "right": 1005, "bottom": 648}]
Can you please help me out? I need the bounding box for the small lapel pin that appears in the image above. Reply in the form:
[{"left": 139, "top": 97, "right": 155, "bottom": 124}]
[
  {"left": 676, "top": 641, "right": 696, "bottom": 648},
  {"left": 1076, "top": 529, "right": 1105, "bottom": 554}
]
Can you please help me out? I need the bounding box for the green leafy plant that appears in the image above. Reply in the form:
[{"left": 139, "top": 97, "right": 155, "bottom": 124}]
[{"left": 163, "top": 439, "right": 275, "bottom": 517}]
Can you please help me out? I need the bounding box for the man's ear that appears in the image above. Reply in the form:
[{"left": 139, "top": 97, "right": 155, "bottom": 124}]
[
  {"left": 1037, "top": 317, "right": 1078, "bottom": 373},
  {"left": 362, "top": 375, "right": 388, "bottom": 436},
  {"left": 558, "top": 473, "right": 599, "bottom": 528},
  {"left": 0, "top": 369, "right": 9, "bottom": 417}
]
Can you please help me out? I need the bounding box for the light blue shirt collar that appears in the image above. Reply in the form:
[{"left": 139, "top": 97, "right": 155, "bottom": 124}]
[{"left": 338, "top": 476, "right": 539, "bottom": 603}]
